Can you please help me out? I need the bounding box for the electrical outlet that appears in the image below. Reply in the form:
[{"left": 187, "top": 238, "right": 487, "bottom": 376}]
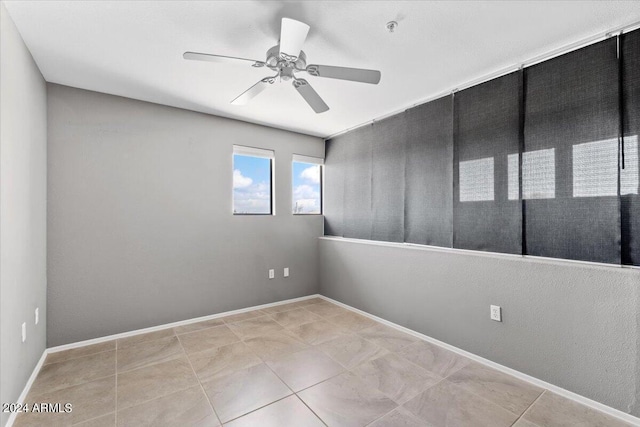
[
  {"left": 490, "top": 305, "right": 502, "bottom": 322},
  {"left": 35, "top": 307, "right": 39, "bottom": 325},
  {"left": 268, "top": 269, "right": 275, "bottom": 279},
  {"left": 284, "top": 267, "right": 289, "bottom": 277},
  {"left": 22, "top": 322, "right": 26, "bottom": 343}
]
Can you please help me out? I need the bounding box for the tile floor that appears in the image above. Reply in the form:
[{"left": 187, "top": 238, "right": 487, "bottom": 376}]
[{"left": 14, "top": 298, "right": 632, "bottom": 427}]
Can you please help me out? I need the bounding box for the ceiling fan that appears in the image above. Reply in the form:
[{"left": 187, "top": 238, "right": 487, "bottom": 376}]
[{"left": 183, "top": 18, "right": 381, "bottom": 114}]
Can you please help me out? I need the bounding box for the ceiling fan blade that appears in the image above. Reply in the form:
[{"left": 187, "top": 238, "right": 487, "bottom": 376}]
[
  {"left": 183, "top": 52, "right": 265, "bottom": 67},
  {"left": 279, "top": 18, "right": 310, "bottom": 61},
  {"left": 231, "top": 76, "right": 276, "bottom": 105},
  {"left": 293, "top": 79, "right": 329, "bottom": 113},
  {"left": 306, "top": 64, "right": 381, "bottom": 84}
]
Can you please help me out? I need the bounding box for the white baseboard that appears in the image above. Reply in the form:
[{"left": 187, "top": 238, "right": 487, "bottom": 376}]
[
  {"left": 6, "top": 294, "right": 320, "bottom": 427},
  {"left": 318, "top": 295, "right": 640, "bottom": 426},
  {"left": 48, "top": 294, "right": 320, "bottom": 353},
  {"left": 11, "top": 293, "right": 638, "bottom": 427},
  {"left": 6, "top": 350, "right": 47, "bottom": 427}
]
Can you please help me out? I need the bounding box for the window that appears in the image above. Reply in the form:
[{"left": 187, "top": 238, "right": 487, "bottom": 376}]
[
  {"left": 522, "top": 148, "right": 555, "bottom": 200},
  {"left": 572, "top": 138, "right": 618, "bottom": 198},
  {"left": 292, "top": 155, "right": 322, "bottom": 214},
  {"left": 233, "top": 145, "right": 274, "bottom": 215},
  {"left": 459, "top": 157, "right": 495, "bottom": 202},
  {"left": 508, "top": 154, "right": 519, "bottom": 200}
]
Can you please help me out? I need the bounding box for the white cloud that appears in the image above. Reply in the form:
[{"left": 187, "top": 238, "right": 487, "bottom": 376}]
[
  {"left": 233, "top": 169, "right": 252, "bottom": 189},
  {"left": 234, "top": 198, "right": 270, "bottom": 212},
  {"left": 293, "top": 184, "right": 320, "bottom": 213},
  {"left": 293, "top": 184, "right": 317, "bottom": 199},
  {"left": 295, "top": 199, "right": 318, "bottom": 208},
  {"left": 300, "top": 165, "right": 320, "bottom": 184},
  {"left": 234, "top": 181, "right": 271, "bottom": 213}
]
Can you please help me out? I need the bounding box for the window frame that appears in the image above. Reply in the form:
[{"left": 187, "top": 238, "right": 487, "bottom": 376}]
[
  {"left": 292, "top": 154, "right": 324, "bottom": 216},
  {"left": 232, "top": 145, "right": 275, "bottom": 216}
]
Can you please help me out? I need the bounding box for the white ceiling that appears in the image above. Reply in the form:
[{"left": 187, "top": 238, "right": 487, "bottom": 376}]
[{"left": 4, "top": 1, "right": 640, "bottom": 138}]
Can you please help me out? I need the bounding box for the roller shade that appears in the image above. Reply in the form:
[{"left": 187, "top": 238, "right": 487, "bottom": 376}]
[
  {"left": 523, "top": 38, "right": 620, "bottom": 264},
  {"left": 324, "top": 139, "right": 346, "bottom": 236},
  {"left": 453, "top": 72, "right": 522, "bottom": 254},
  {"left": 342, "top": 124, "right": 373, "bottom": 240},
  {"left": 621, "top": 29, "right": 640, "bottom": 266},
  {"left": 371, "top": 115, "right": 406, "bottom": 242},
  {"left": 404, "top": 96, "right": 454, "bottom": 247}
]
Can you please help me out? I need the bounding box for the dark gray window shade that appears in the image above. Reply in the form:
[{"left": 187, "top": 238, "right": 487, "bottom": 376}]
[
  {"left": 622, "top": 29, "right": 640, "bottom": 266},
  {"left": 341, "top": 124, "right": 373, "bottom": 239},
  {"left": 323, "top": 33, "right": 634, "bottom": 267},
  {"left": 371, "top": 115, "right": 406, "bottom": 242},
  {"left": 404, "top": 97, "right": 453, "bottom": 246},
  {"left": 523, "top": 39, "right": 620, "bottom": 264},
  {"left": 323, "top": 138, "right": 346, "bottom": 236},
  {"left": 453, "top": 72, "right": 522, "bottom": 254}
]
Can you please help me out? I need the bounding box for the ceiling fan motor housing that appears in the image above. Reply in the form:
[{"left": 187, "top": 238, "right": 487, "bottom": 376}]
[{"left": 266, "top": 45, "right": 307, "bottom": 81}]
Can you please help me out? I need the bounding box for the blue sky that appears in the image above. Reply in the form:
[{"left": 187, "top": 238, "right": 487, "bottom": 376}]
[
  {"left": 292, "top": 162, "right": 321, "bottom": 214},
  {"left": 233, "top": 154, "right": 271, "bottom": 214},
  {"left": 232, "top": 155, "right": 321, "bottom": 214}
]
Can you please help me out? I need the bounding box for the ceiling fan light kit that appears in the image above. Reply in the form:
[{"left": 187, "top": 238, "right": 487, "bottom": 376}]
[{"left": 184, "top": 17, "right": 382, "bottom": 114}]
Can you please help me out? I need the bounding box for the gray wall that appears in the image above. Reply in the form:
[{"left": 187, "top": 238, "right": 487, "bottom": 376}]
[
  {"left": 319, "top": 237, "right": 640, "bottom": 416},
  {"left": 0, "top": 4, "right": 48, "bottom": 426},
  {"left": 47, "top": 84, "right": 324, "bottom": 347}
]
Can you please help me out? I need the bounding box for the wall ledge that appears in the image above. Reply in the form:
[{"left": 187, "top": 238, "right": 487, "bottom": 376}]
[{"left": 319, "top": 236, "right": 640, "bottom": 272}]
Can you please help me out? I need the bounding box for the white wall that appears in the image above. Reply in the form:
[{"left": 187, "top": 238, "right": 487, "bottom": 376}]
[
  {"left": 0, "top": 4, "right": 48, "bottom": 426},
  {"left": 46, "top": 84, "right": 324, "bottom": 347}
]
